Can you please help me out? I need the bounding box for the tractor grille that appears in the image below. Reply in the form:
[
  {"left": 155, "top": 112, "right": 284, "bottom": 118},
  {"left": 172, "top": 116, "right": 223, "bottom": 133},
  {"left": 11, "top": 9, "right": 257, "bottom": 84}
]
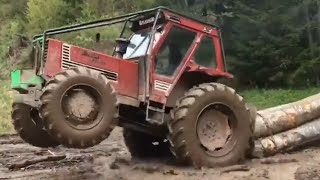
[
  {"left": 62, "top": 44, "right": 71, "bottom": 62},
  {"left": 154, "top": 80, "right": 171, "bottom": 93},
  {"left": 43, "top": 41, "right": 48, "bottom": 62},
  {"left": 61, "top": 43, "right": 118, "bottom": 82}
]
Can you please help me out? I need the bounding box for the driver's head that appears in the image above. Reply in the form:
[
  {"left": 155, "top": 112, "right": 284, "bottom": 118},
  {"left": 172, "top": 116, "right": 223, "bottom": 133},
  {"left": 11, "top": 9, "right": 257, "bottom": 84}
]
[{"left": 153, "top": 25, "right": 164, "bottom": 47}]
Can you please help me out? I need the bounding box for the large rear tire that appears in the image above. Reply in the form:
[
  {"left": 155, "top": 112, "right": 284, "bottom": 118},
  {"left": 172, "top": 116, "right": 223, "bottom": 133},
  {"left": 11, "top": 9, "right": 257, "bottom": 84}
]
[
  {"left": 167, "top": 83, "right": 252, "bottom": 168},
  {"left": 12, "top": 103, "right": 60, "bottom": 148},
  {"left": 123, "top": 128, "right": 171, "bottom": 158},
  {"left": 40, "top": 67, "right": 118, "bottom": 148}
]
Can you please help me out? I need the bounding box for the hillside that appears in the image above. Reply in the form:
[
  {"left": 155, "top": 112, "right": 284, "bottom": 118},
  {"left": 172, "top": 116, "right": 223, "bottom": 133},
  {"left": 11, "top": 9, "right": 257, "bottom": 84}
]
[{"left": 0, "top": 0, "right": 319, "bottom": 88}]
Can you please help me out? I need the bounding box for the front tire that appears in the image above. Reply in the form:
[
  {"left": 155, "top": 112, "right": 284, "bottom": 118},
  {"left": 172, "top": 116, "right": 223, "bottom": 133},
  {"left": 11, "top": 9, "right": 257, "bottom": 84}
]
[
  {"left": 12, "top": 103, "right": 59, "bottom": 148},
  {"left": 167, "top": 83, "right": 252, "bottom": 168},
  {"left": 40, "top": 67, "right": 118, "bottom": 148}
]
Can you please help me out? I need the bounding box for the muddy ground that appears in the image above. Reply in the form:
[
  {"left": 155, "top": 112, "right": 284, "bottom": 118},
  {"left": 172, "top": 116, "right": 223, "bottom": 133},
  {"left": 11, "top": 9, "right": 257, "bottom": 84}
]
[{"left": 0, "top": 127, "right": 320, "bottom": 180}]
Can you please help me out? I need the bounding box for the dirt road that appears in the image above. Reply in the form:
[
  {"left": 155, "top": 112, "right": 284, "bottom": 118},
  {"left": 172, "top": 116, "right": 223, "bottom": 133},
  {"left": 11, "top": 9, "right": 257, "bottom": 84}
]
[{"left": 0, "top": 127, "right": 320, "bottom": 180}]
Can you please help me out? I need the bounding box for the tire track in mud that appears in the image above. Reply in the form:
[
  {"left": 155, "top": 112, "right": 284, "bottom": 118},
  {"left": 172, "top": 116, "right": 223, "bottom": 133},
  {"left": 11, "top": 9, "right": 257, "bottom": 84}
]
[
  {"left": 0, "top": 129, "right": 125, "bottom": 179},
  {"left": 0, "top": 128, "right": 320, "bottom": 180}
]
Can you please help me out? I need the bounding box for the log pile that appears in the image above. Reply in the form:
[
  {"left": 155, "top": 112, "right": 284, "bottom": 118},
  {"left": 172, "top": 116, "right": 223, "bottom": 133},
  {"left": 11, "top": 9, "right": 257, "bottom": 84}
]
[{"left": 250, "top": 93, "right": 320, "bottom": 157}]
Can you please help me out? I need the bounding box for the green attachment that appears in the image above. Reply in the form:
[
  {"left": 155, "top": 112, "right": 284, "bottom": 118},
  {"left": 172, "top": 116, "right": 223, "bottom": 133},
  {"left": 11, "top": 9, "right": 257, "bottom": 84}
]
[{"left": 11, "top": 69, "right": 44, "bottom": 91}]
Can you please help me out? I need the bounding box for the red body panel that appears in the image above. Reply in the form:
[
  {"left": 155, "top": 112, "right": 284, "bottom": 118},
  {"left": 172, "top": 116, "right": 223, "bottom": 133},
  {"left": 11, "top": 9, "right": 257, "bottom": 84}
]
[
  {"left": 44, "top": 39, "right": 139, "bottom": 99},
  {"left": 44, "top": 40, "right": 62, "bottom": 77},
  {"left": 118, "top": 60, "right": 139, "bottom": 98},
  {"left": 70, "top": 46, "right": 119, "bottom": 73}
]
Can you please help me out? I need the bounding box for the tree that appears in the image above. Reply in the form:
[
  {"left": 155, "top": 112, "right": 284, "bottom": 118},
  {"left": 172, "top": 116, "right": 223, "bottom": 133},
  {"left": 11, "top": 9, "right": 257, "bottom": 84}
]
[
  {"left": 26, "top": 0, "right": 70, "bottom": 34},
  {"left": 0, "top": 0, "right": 319, "bottom": 87}
]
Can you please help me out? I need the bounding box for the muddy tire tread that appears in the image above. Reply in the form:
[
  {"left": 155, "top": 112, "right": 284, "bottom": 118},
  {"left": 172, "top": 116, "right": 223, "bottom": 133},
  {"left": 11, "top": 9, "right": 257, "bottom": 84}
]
[
  {"left": 40, "top": 67, "right": 118, "bottom": 148},
  {"left": 12, "top": 103, "right": 59, "bottom": 148},
  {"left": 167, "top": 82, "right": 252, "bottom": 168}
]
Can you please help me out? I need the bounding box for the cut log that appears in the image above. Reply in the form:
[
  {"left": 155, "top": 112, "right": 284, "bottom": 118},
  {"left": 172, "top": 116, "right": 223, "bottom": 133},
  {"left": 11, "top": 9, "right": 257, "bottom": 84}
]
[
  {"left": 252, "top": 117, "right": 320, "bottom": 157},
  {"left": 253, "top": 93, "right": 320, "bottom": 138}
]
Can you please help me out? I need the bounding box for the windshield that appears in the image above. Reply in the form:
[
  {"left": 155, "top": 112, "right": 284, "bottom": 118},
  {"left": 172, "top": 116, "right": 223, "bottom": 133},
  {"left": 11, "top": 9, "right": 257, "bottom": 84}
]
[{"left": 123, "top": 33, "right": 151, "bottom": 59}]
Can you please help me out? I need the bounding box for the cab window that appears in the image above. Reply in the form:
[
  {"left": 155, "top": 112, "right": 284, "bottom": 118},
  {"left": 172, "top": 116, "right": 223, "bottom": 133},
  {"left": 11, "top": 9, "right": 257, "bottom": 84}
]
[
  {"left": 123, "top": 33, "right": 151, "bottom": 59},
  {"left": 194, "top": 36, "right": 216, "bottom": 68},
  {"left": 155, "top": 26, "right": 196, "bottom": 76}
]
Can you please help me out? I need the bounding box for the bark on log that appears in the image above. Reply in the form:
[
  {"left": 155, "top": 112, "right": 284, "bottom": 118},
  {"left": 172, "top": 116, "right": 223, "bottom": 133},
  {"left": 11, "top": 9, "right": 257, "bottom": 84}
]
[
  {"left": 253, "top": 93, "right": 320, "bottom": 138},
  {"left": 252, "top": 117, "right": 320, "bottom": 158}
]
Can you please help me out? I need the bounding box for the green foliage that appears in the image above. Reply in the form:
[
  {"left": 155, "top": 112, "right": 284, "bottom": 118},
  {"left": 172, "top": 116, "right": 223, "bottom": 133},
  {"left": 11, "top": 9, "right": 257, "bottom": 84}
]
[
  {"left": 0, "top": 81, "right": 13, "bottom": 134},
  {"left": 0, "top": 20, "right": 26, "bottom": 79},
  {"left": 0, "top": 0, "right": 158, "bottom": 79},
  {"left": 26, "top": 0, "right": 70, "bottom": 34},
  {"left": 0, "top": 0, "right": 319, "bottom": 89},
  {"left": 240, "top": 87, "right": 320, "bottom": 110},
  {"left": 219, "top": 0, "right": 320, "bottom": 88}
]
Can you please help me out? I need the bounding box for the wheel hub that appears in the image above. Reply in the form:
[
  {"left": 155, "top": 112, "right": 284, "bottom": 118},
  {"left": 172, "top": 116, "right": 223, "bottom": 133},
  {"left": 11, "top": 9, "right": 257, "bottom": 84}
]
[
  {"left": 197, "top": 104, "right": 232, "bottom": 154},
  {"left": 65, "top": 90, "right": 97, "bottom": 121},
  {"left": 61, "top": 85, "right": 101, "bottom": 129}
]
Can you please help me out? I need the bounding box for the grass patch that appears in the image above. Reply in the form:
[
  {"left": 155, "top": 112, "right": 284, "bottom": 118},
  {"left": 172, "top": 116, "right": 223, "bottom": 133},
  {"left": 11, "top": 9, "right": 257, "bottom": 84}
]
[
  {"left": 0, "top": 80, "right": 13, "bottom": 134},
  {"left": 240, "top": 87, "right": 320, "bottom": 110}
]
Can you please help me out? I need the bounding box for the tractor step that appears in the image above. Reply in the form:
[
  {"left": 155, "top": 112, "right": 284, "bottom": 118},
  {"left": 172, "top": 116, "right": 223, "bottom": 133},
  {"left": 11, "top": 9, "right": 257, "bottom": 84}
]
[
  {"left": 146, "top": 101, "right": 165, "bottom": 125},
  {"left": 148, "top": 106, "right": 165, "bottom": 113}
]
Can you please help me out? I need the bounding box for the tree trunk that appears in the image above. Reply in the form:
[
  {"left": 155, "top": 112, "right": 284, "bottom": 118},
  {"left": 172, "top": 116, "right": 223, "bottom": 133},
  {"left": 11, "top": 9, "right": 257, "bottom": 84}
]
[
  {"left": 318, "top": 2, "right": 320, "bottom": 44},
  {"left": 305, "top": 2, "right": 314, "bottom": 57},
  {"left": 253, "top": 117, "right": 320, "bottom": 158},
  {"left": 251, "top": 91, "right": 320, "bottom": 158},
  {"left": 184, "top": 0, "right": 189, "bottom": 7},
  {"left": 253, "top": 93, "right": 320, "bottom": 138}
]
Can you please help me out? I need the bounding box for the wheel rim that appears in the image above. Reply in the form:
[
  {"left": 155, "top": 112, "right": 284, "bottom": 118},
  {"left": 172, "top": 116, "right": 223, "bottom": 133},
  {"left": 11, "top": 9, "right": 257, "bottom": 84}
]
[
  {"left": 61, "top": 84, "right": 103, "bottom": 130},
  {"left": 196, "top": 103, "right": 237, "bottom": 157}
]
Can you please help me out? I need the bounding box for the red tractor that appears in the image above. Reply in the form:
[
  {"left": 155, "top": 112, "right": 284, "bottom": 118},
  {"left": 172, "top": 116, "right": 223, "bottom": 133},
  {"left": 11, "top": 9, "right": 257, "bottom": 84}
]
[{"left": 11, "top": 7, "right": 252, "bottom": 168}]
